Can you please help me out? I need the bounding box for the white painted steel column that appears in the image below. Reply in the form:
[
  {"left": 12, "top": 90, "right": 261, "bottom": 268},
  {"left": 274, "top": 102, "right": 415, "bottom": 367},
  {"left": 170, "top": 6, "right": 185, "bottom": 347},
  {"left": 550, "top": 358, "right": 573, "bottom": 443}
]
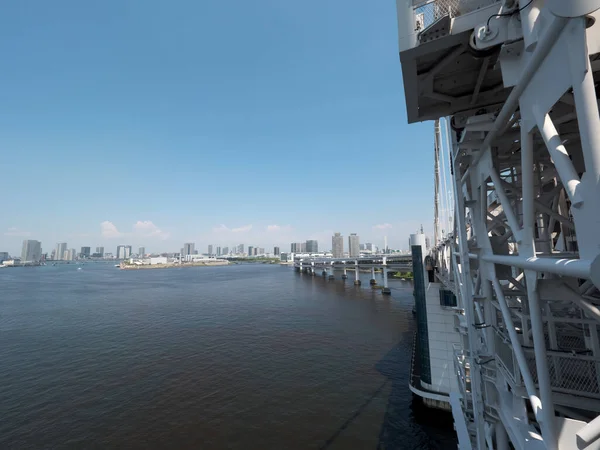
[
  {"left": 482, "top": 278, "right": 495, "bottom": 353},
  {"left": 396, "top": 0, "right": 417, "bottom": 52},
  {"left": 383, "top": 267, "right": 388, "bottom": 288},
  {"left": 343, "top": 267, "right": 347, "bottom": 276},
  {"left": 489, "top": 167, "right": 523, "bottom": 242},
  {"left": 491, "top": 279, "right": 546, "bottom": 425},
  {"left": 577, "top": 414, "right": 600, "bottom": 449},
  {"left": 371, "top": 267, "right": 375, "bottom": 279},
  {"left": 521, "top": 0, "right": 543, "bottom": 51},
  {"left": 495, "top": 422, "right": 510, "bottom": 450},
  {"left": 453, "top": 161, "right": 487, "bottom": 449},
  {"left": 521, "top": 122, "right": 557, "bottom": 448},
  {"left": 569, "top": 17, "right": 600, "bottom": 181},
  {"left": 532, "top": 108, "right": 583, "bottom": 207},
  {"left": 354, "top": 262, "right": 359, "bottom": 281}
]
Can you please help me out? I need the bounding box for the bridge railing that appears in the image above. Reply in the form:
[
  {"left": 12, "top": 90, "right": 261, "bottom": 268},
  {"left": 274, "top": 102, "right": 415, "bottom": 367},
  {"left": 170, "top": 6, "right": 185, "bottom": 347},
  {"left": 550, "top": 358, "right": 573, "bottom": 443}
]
[
  {"left": 494, "top": 328, "right": 600, "bottom": 399},
  {"left": 397, "top": 0, "right": 500, "bottom": 52},
  {"left": 412, "top": 0, "right": 498, "bottom": 30}
]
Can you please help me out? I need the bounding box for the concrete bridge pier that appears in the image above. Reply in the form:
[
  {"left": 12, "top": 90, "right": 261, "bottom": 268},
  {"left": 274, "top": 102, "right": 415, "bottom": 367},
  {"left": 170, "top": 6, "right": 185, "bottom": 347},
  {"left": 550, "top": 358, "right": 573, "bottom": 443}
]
[
  {"left": 354, "top": 261, "right": 361, "bottom": 285},
  {"left": 382, "top": 267, "right": 391, "bottom": 295},
  {"left": 370, "top": 267, "right": 377, "bottom": 285},
  {"left": 328, "top": 265, "right": 335, "bottom": 281},
  {"left": 311, "top": 263, "right": 316, "bottom": 276},
  {"left": 342, "top": 267, "right": 348, "bottom": 280}
]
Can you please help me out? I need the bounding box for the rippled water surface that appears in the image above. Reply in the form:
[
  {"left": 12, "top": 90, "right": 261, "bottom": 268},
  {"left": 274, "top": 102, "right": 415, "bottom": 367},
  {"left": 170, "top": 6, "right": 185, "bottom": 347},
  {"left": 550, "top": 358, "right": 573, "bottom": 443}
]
[{"left": 1, "top": 263, "right": 456, "bottom": 449}]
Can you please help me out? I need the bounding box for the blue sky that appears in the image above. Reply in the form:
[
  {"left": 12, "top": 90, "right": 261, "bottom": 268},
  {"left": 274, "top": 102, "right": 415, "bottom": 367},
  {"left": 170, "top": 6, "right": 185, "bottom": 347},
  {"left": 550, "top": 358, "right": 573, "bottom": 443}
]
[{"left": 0, "top": 0, "right": 434, "bottom": 255}]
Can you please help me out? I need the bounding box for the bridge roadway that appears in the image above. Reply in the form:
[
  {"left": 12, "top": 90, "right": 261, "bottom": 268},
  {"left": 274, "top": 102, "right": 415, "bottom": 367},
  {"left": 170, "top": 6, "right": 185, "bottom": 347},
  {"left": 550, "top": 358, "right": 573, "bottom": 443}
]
[{"left": 293, "top": 255, "right": 413, "bottom": 294}]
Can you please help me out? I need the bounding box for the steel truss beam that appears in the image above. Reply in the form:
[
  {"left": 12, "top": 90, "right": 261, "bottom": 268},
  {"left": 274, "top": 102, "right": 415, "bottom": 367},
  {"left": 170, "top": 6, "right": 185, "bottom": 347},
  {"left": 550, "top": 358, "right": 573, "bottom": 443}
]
[{"left": 426, "top": 4, "right": 600, "bottom": 449}]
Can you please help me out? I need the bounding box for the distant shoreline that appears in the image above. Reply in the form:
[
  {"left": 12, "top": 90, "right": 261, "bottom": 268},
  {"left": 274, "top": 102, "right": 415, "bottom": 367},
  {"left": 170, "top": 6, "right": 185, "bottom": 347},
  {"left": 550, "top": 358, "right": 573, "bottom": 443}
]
[{"left": 120, "top": 261, "right": 229, "bottom": 270}]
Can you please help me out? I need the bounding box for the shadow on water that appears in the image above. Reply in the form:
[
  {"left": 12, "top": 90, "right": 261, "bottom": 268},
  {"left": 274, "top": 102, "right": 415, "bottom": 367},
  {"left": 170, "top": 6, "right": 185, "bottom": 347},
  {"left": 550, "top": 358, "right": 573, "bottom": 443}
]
[
  {"left": 318, "top": 379, "right": 391, "bottom": 450},
  {"left": 318, "top": 333, "right": 456, "bottom": 450},
  {"left": 303, "top": 270, "right": 457, "bottom": 449},
  {"left": 374, "top": 333, "right": 457, "bottom": 450}
]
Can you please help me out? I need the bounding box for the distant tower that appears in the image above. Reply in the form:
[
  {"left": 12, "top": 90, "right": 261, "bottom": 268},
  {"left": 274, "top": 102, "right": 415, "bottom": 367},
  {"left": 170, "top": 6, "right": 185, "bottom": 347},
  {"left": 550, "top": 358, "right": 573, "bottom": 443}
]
[
  {"left": 384, "top": 236, "right": 388, "bottom": 254},
  {"left": 21, "top": 240, "right": 42, "bottom": 263},
  {"left": 348, "top": 233, "right": 360, "bottom": 257},
  {"left": 332, "top": 233, "right": 344, "bottom": 258}
]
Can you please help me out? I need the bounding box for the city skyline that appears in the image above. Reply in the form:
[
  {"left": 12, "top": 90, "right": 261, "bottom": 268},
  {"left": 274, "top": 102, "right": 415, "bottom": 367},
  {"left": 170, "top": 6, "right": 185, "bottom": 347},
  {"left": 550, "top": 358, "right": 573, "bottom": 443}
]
[
  {"left": 0, "top": 222, "right": 430, "bottom": 257},
  {"left": 0, "top": 223, "right": 430, "bottom": 260}
]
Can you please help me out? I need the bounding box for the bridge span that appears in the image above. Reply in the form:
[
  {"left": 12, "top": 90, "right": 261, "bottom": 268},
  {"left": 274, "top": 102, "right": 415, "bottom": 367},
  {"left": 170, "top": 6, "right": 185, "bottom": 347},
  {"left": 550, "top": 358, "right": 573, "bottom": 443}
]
[{"left": 293, "top": 254, "right": 413, "bottom": 294}]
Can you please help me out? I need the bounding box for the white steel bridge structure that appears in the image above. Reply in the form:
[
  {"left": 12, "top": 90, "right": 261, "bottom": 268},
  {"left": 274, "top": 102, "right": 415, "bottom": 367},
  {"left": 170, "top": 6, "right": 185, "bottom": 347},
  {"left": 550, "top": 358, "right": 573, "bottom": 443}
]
[{"left": 396, "top": 0, "right": 600, "bottom": 448}]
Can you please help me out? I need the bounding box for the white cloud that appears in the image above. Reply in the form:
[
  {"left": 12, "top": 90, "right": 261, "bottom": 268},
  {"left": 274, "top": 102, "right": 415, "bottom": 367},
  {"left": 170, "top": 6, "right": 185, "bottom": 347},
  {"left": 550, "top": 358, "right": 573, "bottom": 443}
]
[
  {"left": 266, "top": 224, "right": 292, "bottom": 232},
  {"left": 3, "top": 227, "right": 31, "bottom": 237},
  {"left": 100, "top": 221, "right": 123, "bottom": 238},
  {"left": 232, "top": 224, "right": 252, "bottom": 233},
  {"left": 133, "top": 220, "right": 170, "bottom": 239},
  {"left": 212, "top": 224, "right": 230, "bottom": 233},
  {"left": 100, "top": 220, "right": 170, "bottom": 240},
  {"left": 373, "top": 223, "right": 393, "bottom": 230},
  {"left": 213, "top": 224, "right": 253, "bottom": 233}
]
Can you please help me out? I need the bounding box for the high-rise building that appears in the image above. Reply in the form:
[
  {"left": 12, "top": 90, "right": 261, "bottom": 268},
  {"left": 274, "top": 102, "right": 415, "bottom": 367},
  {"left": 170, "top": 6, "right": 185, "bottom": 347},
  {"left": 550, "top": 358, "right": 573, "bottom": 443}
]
[
  {"left": 64, "top": 248, "right": 77, "bottom": 261},
  {"left": 258, "top": 248, "right": 264, "bottom": 255},
  {"left": 55, "top": 243, "right": 67, "bottom": 261},
  {"left": 139, "top": 247, "right": 146, "bottom": 257},
  {"left": 216, "top": 246, "right": 221, "bottom": 256},
  {"left": 365, "top": 243, "right": 374, "bottom": 252},
  {"left": 183, "top": 243, "right": 195, "bottom": 256},
  {"left": 306, "top": 240, "right": 318, "bottom": 253},
  {"left": 80, "top": 247, "right": 91, "bottom": 258},
  {"left": 96, "top": 246, "right": 104, "bottom": 257},
  {"left": 359, "top": 244, "right": 365, "bottom": 251},
  {"left": 208, "top": 245, "right": 213, "bottom": 256},
  {"left": 291, "top": 242, "right": 303, "bottom": 253},
  {"left": 273, "top": 246, "right": 280, "bottom": 256},
  {"left": 237, "top": 244, "right": 244, "bottom": 254},
  {"left": 348, "top": 233, "right": 360, "bottom": 257},
  {"left": 248, "top": 246, "right": 254, "bottom": 256},
  {"left": 0, "top": 251, "right": 9, "bottom": 263},
  {"left": 21, "top": 240, "right": 42, "bottom": 263},
  {"left": 332, "top": 233, "right": 343, "bottom": 258},
  {"left": 223, "top": 246, "right": 229, "bottom": 255},
  {"left": 116, "top": 245, "right": 132, "bottom": 259}
]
